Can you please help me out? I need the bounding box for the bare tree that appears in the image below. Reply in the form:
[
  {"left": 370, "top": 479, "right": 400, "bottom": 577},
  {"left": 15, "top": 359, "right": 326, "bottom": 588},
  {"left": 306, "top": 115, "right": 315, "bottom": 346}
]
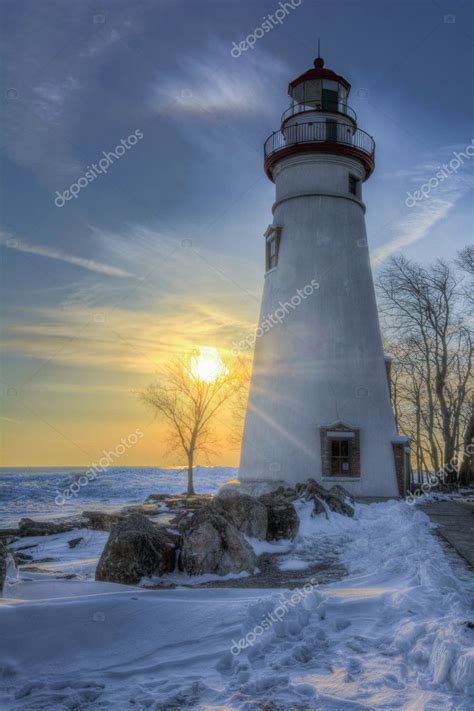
[
  {"left": 141, "top": 350, "right": 243, "bottom": 496},
  {"left": 459, "top": 399, "right": 474, "bottom": 485},
  {"left": 378, "top": 256, "right": 473, "bottom": 482},
  {"left": 386, "top": 339, "right": 431, "bottom": 483},
  {"left": 457, "top": 245, "right": 474, "bottom": 311},
  {"left": 457, "top": 245, "right": 474, "bottom": 277}
]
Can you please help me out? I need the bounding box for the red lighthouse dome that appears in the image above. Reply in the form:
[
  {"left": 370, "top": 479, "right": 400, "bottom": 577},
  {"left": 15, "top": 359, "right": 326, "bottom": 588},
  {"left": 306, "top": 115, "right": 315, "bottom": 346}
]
[{"left": 288, "top": 56, "right": 351, "bottom": 98}]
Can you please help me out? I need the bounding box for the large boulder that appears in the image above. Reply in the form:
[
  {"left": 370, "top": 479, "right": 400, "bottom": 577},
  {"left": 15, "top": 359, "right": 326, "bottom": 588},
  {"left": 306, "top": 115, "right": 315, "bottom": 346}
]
[
  {"left": 212, "top": 494, "right": 267, "bottom": 539},
  {"left": 179, "top": 508, "right": 257, "bottom": 576},
  {"left": 95, "top": 514, "right": 177, "bottom": 585},
  {"left": 258, "top": 494, "right": 300, "bottom": 541}
]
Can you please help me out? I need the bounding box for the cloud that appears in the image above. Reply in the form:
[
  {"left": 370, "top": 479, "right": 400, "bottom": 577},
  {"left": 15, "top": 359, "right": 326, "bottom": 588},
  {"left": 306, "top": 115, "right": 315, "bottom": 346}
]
[
  {"left": 0, "top": 231, "right": 138, "bottom": 279},
  {"left": 148, "top": 40, "right": 289, "bottom": 118},
  {"left": 2, "top": 4, "right": 144, "bottom": 184},
  {"left": 79, "top": 28, "right": 122, "bottom": 58},
  {"left": 372, "top": 144, "right": 474, "bottom": 266},
  {"left": 0, "top": 297, "right": 253, "bottom": 377}
]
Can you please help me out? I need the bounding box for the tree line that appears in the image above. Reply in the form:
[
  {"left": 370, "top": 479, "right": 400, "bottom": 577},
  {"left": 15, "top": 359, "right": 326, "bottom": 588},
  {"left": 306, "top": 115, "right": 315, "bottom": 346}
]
[{"left": 377, "top": 247, "right": 473, "bottom": 487}]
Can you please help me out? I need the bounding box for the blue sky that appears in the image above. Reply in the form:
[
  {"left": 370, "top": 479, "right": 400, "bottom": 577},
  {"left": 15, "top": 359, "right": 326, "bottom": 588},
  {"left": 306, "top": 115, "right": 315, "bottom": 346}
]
[{"left": 1, "top": 0, "right": 473, "bottom": 465}]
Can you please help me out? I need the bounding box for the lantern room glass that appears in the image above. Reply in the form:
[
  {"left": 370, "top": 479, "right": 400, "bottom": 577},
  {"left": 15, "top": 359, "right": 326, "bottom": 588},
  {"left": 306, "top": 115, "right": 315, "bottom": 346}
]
[{"left": 290, "top": 79, "right": 349, "bottom": 116}]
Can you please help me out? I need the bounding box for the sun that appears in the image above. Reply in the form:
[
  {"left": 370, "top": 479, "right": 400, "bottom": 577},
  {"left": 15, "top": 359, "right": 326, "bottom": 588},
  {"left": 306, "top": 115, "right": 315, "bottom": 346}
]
[{"left": 190, "top": 347, "right": 226, "bottom": 383}]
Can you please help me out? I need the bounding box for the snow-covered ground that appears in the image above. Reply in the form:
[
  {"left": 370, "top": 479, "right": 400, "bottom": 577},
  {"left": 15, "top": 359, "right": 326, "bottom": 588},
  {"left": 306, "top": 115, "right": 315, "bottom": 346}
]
[{"left": 1, "top": 498, "right": 473, "bottom": 709}]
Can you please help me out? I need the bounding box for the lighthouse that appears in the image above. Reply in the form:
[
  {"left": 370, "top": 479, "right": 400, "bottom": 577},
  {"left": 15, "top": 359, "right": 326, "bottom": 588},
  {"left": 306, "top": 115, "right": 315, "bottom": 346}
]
[{"left": 239, "top": 54, "right": 409, "bottom": 499}]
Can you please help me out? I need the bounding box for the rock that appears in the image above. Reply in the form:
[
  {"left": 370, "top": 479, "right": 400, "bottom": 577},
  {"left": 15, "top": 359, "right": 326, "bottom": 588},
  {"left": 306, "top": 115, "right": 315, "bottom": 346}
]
[
  {"left": 0, "top": 529, "right": 21, "bottom": 541},
  {"left": 144, "top": 494, "right": 169, "bottom": 503},
  {"left": 325, "top": 495, "right": 354, "bottom": 517},
  {"left": 145, "top": 493, "right": 213, "bottom": 511},
  {"left": 258, "top": 494, "right": 300, "bottom": 541},
  {"left": 95, "top": 514, "right": 177, "bottom": 585},
  {"left": 173, "top": 511, "right": 195, "bottom": 532},
  {"left": 81, "top": 510, "right": 123, "bottom": 531},
  {"left": 324, "top": 485, "right": 355, "bottom": 517},
  {"left": 179, "top": 507, "right": 257, "bottom": 576},
  {"left": 212, "top": 494, "right": 268, "bottom": 539},
  {"left": 121, "top": 504, "right": 161, "bottom": 516},
  {"left": 328, "top": 484, "right": 355, "bottom": 505},
  {"left": 0, "top": 545, "right": 6, "bottom": 592},
  {"left": 271, "top": 485, "right": 299, "bottom": 501},
  {"left": 298, "top": 480, "right": 327, "bottom": 500},
  {"left": 218, "top": 480, "right": 287, "bottom": 497},
  {"left": 68, "top": 537, "right": 83, "bottom": 549},
  {"left": 298, "top": 479, "right": 355, "bottom": 518},
  {"left": 18, "top": 517, "right": 85, "bottom": 537},
  {"left": 12, "top": 552, "right": 33, "bottom": 564},
  {"left": 312, "top": 497, "right": 329, "bottom": 518}
]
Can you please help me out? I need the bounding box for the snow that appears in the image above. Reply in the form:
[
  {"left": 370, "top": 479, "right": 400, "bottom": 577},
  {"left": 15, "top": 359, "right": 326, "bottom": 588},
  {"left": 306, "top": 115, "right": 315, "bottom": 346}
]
[
  {"left": 6, "top": 529, "right": 109, "bottom": 586},
  {"left": 1, "top": 498, "right": 473, "bottom": 709},
  {"left": 142, "top": 570, "right": 253, "bottom": 588},
  {"left": 244, "top": 536, "right": 293, "bottom": 556},
  {"left": 277, "top": 556, "right": 312, "bottom": 571}
]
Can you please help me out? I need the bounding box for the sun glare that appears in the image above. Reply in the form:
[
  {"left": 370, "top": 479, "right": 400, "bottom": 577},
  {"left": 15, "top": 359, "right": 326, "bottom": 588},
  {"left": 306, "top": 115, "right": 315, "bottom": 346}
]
[{"left": 191, "top": 347, "right": 226, "bottom": 383}]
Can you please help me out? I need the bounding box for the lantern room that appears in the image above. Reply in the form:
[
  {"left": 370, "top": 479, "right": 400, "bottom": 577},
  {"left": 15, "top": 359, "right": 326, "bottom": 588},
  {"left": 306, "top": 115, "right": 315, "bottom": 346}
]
[
  {"left": 283, "top": 56, "right": 355, "bottom": 124},
  {"left": 264, "top": 54, "right": 375, "bottom": 182}
]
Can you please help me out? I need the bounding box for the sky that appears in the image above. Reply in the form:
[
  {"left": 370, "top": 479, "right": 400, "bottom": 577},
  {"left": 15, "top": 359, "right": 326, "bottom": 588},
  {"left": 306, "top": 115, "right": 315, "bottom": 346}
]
[{"left": 0, "top": 0, "right": 473, "bottom": 467}]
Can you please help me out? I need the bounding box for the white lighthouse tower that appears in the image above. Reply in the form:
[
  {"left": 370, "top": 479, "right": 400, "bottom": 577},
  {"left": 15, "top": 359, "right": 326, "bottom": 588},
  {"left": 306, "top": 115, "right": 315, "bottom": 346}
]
[{"left": 239, "top": 54, "right": 408, "bottom": 499}]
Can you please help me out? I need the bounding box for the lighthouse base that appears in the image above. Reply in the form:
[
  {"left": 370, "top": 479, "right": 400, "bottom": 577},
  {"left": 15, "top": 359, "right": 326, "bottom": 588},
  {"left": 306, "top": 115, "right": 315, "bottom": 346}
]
[{"left": 220, "top": 477, "right": 400, "bottom": 502}]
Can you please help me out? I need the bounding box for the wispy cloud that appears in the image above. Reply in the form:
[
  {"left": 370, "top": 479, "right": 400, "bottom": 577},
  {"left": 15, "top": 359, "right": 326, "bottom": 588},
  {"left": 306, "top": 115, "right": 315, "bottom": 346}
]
[
  {"left": 2, "top": 5, "right": 143, "bottom": 184},
  {"left": 372, "top": 146, "right": 474, "bottom": 266},
  {"left": 148, "top": 40, "right": 289, "bottom": 118},
  {"left": 0, "top": 232, "right": 138, "bottom": 279}
]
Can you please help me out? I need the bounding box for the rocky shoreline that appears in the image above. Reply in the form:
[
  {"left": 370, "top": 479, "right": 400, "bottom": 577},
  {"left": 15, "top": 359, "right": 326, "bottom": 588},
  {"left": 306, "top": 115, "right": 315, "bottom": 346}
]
[{"left": 1, "top": 480, "right": 355, "bottom": 592}]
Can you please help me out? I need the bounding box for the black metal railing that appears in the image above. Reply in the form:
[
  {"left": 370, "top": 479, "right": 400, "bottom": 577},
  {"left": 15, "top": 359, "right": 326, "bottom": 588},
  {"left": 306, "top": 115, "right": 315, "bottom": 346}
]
[
  {"left": 264, "top": 121, "right": 375, "bottom": 159},
  {"left": 281, "top": 101, "right": 357, "bottom": 125}
]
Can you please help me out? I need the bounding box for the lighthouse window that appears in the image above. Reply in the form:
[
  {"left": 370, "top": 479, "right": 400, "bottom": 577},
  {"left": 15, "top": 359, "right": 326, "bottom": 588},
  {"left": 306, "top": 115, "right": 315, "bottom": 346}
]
[
  {"left": 330, "top": 438, "right": 352, "bottom": 475},
  {"left": 266, "top": 235, "right": 279, "bottom": 271},
  {"left": 303, "top": 80, "right": 321, "bottom": 106},
  {"left": 349, "top": 174, "right": 359, "bottom": 196},
  {"left": 322, "top": 81, "right": 339, "bottom": 111},
  {"left": 320, "top": 424, "right": 360, "bottom": 478}
]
